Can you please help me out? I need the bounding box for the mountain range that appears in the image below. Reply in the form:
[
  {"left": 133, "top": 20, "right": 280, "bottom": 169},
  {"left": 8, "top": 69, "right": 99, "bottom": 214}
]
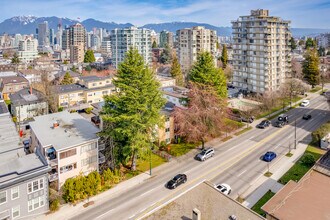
[{"left": 0, "top": 16, "right": 329, "bottom": 37}]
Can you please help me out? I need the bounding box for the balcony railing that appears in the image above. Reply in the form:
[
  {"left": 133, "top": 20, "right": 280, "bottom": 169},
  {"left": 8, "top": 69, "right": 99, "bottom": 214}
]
[
  {"left": 48, "top": 173, "right": 58, "bottom": 182},
  {"left": 99, "top": 152, "right": 105, "bottom": 164},
  {"left": 98, "top": 143, "right": 105, "bottom": 151}
]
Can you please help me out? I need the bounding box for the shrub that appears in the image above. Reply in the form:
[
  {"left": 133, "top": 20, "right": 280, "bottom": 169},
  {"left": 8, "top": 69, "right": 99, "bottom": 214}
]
[
  {"left": 85, "top": 65, "right": 92, "bottom": 71},
  {"left": 58, "top": 107, "right": 64, "bottom": 112},
  {"left": 301, "top": 153, "right": 316, "bottom": 166},
  {"left": 49, "top": 198, "right": 60, "bottom": 212},
  {"left": 85, "top": 107, "right": 93, "bottom": 114},
  {"left": 311, "top": 121, "right": 330, "bottom": 144}
]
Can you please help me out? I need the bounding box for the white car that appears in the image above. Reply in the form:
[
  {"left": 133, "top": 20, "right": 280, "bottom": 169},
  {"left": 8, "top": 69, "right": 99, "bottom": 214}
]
[
  {"left": 215, "top": 183, "right": 232, "bottom": 195},
  {"left": 300, "top": 100, "right": 310, "bottom": 107}
]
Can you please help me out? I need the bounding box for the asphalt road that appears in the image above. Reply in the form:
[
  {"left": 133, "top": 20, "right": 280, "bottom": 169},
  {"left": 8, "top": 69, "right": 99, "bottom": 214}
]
[{"left": 70, "top": 93, "right": 330, "bottom": 220}]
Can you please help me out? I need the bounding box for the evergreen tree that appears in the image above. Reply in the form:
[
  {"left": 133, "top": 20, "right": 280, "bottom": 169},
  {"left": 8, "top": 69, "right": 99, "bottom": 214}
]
[
  {"left": 101, "top": 48, "right": 166, "bottom": 171},
  {"left": 220, "top": 44, "right": 228, "bottom": 69},
  {"left": 318, "top": 46, "right": 326, "bottom": 57},
  {"left": 305, "top": 38, "right": 316, "bottom": 49},
  {"left": 189, "top": 52, "right": 227, "bottom": 98},
  {"left": 159, "top": 44, "right": 172, "bottom": 64},
  {"left": 290, "top": 37, "right": 297, "bottom": 51},
  {"left": 61, "top": 72, "right": 74, "bottom": 85},
  {"left": 303, "top": 49, "right": 320, "bottom": 87},
  {"left": 170, "top": 55, "right": 184, "bottom": 86},
  {"left": 84, "top": 50, "right": 96, "bottom": 63},
  {"left": 152, "top": 41, "right": 157, "bottom": 48},
  {"left": 11, "top": 53, "right": 20, "bottom": 65}
]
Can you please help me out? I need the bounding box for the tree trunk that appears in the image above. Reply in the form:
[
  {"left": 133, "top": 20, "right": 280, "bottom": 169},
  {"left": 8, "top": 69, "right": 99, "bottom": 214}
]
[
  {"left": 201, "top": 140, "right": 205, "bottom": 150},
  {"left": 131, "top": 150, "right": 137, "bottom": 171}
]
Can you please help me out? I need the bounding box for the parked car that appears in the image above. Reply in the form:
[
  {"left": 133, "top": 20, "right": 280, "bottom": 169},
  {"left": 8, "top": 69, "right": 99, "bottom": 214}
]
[
  {"left": 300, "top": 100, "right": 310, "bottom": 107},
  {"left": 302, "top": 114, "right": 312, "bottom": 120},
  {"left": 215, "top": 183, "right": 232, "bottom": 195},
  {"left": 166, "top": 174, "right": 187, "bottom": 189},
  {"left": 257, "top": 120, "right": 271, "bottom": 129},
  {"left": 195, "top": 148, "right": 215, "bottom": 161},
  {"left": 262, "top": 151, "right": 277, "bottom": 162},
  {"left": 275, "top": 114, "right": 289, "bottom": 128}
]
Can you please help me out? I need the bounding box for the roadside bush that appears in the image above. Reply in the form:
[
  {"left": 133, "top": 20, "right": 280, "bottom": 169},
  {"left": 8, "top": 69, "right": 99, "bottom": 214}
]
[
  {"left": 49, "top": 198, "right": 60, "bottom": 212},
  {"left": 301, "top": 153, "right": 316, "bottom": 166},
  {"left": 311, "top": 121, "right": 330, "bottom": 145},
  {"left": 85, "top": 107, "right": 93, "bottom": 114},
  {"left": 58, "top": 107, "right": 64, "bottom": 112}
]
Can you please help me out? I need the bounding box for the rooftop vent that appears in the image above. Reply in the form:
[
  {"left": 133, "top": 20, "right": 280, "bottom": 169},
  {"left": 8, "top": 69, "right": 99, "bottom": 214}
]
[{"left": 53, "top": 121, "right": 59, "bottom": 128}]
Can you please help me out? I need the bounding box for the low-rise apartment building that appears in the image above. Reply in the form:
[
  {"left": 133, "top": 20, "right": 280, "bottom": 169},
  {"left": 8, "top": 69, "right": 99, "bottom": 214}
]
[
  {"left": 29, "top": 111, "right": 104, "bottom": 190},
  {"left": 55, "top": 76, "right": 115, "bottom": 110},
  {"left": 161, "top": 86, "right": 188, "bottom": 108},
  {"left": 0, "top": 76, "right": 29, "bottom": 100},
  {"left": 9, "top": 88, "right": 48, "bottom": 123},
  {"left": 0, "top": 100, "right": 51, "bottom": 220},
  {"left": 157, "top": 109, "right": 175, "bottom": 144}
]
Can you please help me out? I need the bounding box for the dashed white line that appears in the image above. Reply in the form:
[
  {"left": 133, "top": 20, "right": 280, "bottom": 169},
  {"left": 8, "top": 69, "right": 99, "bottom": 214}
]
[{"left": 237, "top": 169, "right": 247, "bottom": 177}]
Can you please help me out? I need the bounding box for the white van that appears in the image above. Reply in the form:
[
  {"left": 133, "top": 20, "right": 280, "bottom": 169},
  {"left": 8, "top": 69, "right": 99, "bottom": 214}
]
[{"left": 301, "top": 100, "right": 310, "bottom": 107}]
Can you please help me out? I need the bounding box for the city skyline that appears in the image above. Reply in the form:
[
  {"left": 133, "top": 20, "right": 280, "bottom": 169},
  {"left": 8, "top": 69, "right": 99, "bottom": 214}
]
[{"left": 1, "top": 0, "right": 330, "bottom": 29}]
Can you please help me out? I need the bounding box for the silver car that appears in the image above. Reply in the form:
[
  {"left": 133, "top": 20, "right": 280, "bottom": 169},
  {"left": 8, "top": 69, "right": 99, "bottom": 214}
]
[{"left": 196, "top": 148, "right": 215, "bottom": 161}]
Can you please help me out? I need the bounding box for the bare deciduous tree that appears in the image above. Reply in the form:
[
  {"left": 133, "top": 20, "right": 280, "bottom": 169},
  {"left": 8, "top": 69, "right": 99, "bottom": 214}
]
[
  {"left": 173, "top": 82, "right": 227, "bottom": 149},
  {"left": 280, "top": 78, "right": 310, "bottom": 106},
  {"left": 291, "top": 58, "right": 303, "bottom": 79}
]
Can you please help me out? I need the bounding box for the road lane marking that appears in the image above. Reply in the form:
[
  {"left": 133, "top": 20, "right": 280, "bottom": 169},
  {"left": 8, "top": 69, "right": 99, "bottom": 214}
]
[
  {"left": 138, "top": 188, "right": 156, "bottom": 198},
  {"left": 237, "top": 169, "right": 247, "bottom": 177}
]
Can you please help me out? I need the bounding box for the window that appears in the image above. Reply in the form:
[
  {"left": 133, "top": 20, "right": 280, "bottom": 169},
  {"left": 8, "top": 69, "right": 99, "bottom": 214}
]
[
  {"left": 28, "top": 196, "right": 45, "bottom": 212},
  {"left": 12, "top": 206, "right": 20, "bottom": 219},
  {"left": 81, "top": 155, "right": 97, "bottom": 166},
  {"left": 81, "top": 142, "right": 97, "bottom": 154},
  {"left": 27, "top": 178, "right": 44, "bottom": 194},
  {"left": 165, "top": 128, "right": 170, "bottom": 132},
  {"left": 11, "top": 186, "right": 19, "bottom": 200},
  {"left": 60, "top": 163, "right": 77, "bottom": 173},
  {"left": 60, "top": 148, "right": 77, "bottom": 159},
  {"left": 0, "top": 191, "right": 6, "bottom": 205}
]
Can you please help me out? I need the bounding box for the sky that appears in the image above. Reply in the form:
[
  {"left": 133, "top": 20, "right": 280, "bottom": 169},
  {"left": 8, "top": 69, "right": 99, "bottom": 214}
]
[{"left": 1, "top": 0, "right": 330, "bottom": 28}]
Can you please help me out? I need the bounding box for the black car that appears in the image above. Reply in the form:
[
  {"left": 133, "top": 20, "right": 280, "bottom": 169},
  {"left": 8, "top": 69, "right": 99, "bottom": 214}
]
[
  {"left": 257, "top": 120, "right": 271, "bottom": 129},
  {"left": 302, "top": 114, "right": 312, "bottom": 120},
  {"left": 167, "top": 174, "right": 187, "bottom": 189}
]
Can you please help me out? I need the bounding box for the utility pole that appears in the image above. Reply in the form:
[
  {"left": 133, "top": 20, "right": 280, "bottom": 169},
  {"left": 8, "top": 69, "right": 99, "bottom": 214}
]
[
  {"left": 294, "top": 118, "right": 297, "bottom": 149},
  {"left": 149, "top": 147, "right": 152, "bottom": 176}
]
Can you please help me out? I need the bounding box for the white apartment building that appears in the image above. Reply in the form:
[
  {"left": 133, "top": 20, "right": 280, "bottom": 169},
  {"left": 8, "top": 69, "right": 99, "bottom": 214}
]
[
  {"left": 29, "top": 111, "right": 104, "bottom": 190},
  {"left": 101, "top": 40, "right": 111, "bottom": 56},
  {"left": 231, "top": 9, "right": 291, "bottom": 93},
  {"left": 17, "top": 37, "right": 39, "bottom": 63},
  {"left": 176, "top": 26, "right": 217, "bottom": 72},
  {"left": 110, "top": 26, "right": 152, "bottom": 68}
]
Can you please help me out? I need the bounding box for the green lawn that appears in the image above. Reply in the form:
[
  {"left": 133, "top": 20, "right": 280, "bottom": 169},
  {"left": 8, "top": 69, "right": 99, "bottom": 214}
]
[
  {"left": 137, "top": 153, "right": 167, "bottom": 172},
  {"left": 234, "top": 126, "right": 252, "bottom": 136},
  {"left": 224, "top": 118, "right": 245, "bottom": 130},
  {"left": 278, "top": 146, "right": 325, "bottom": 185},
  {"left": 251, "top": 190, "right": 275, "bottom": 217},
  {"left": 310, "top": 86, "right": 321, "bottom": 93},
  {"left": 168, "top": 143, "right": 197, "bottom": 157}
]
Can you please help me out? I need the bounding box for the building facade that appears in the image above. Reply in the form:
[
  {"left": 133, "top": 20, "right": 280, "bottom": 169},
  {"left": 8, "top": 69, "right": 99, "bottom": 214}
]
[
  {"left": 231, "top": 9, "right": 291, "bottom": 93},
  {"left": 159, "top": 30, "right": 174, "bottom": 48},
  {"left": 17, "top": 37, "right": 39, "bottom": 63},
  {"left": 29, "top": 111, "right": 103, "bottom": 190},
  {"left": 0, "top": 76, "right": 29, "bottom": 100},
  {"left": 0, "top": 100, "right": 50, "bottom": 220},
  {"left": 176, "top": 26, "right": 217, "bottom": 72},
  {"left": 37, "top": 21, "right": 49, "bottom": 47},
  {"left": 110, "top": 27, "right": 152, "bottom": 68}
]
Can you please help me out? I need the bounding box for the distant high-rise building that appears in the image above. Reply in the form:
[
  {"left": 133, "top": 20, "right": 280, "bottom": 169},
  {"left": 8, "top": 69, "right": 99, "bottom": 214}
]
[
  {"left": 231, "top": 9, "right": 291, "bottom": 93},
  {"left": 61, "top": 23, "right": 86, "bottom": 63},
  {"left": 176, "top": 26, "right": 217, "bottom": 72},
  {"left": 49, "top": 28, "right": 55, "bottom": 45},
  {"left": 37, "top": 21, "right": 49, "bottom": 47},
  {"left": 159, "top": 30, "right": 174, "bottom": 48},
  {"left": 110, "top": 26, "right": 152, "bottom": 68},
  {"left": 101, "top": 40, "right": 111, "bottom": 56}
]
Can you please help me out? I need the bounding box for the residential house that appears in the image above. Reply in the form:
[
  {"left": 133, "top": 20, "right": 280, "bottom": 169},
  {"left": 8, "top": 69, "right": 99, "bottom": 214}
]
[
  {"left": 0, "top": 100, "right": 51, "bottom": 220},
  {"left": 29, "top": 111, "right": 104, "bottom": 190},
  {"left": 54, "top": 75, "right": 115, "bottom": 110},
  {"left": 54, "top": 71, "right": 80, "bottom": 84},
  {"left": 0, "top": 76, "right": 29, "bottom": 100},
  {"left": 262, "top": 150, "right": 330, "bottom": 220},
  {"left": 144, "top": 181, "right": 264, "bottom": 220},
  {"left": 9, "top": 87, "right": 48, "bottom": 123},
  {"left": 161, "top": 86, "right": 188, "bottom": 108},
  {"left": 18, "top": 69, "right": 43, "bottom": 83}
]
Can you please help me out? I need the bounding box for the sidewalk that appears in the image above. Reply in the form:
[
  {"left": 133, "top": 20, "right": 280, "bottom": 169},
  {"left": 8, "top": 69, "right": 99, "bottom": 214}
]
[{"left": 241, "top": 138, "right": 311, "bottom": 208}]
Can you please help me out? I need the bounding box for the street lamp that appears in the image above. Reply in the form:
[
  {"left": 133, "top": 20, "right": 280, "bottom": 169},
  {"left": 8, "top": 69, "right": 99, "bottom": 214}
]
[{"left": 294, "top": 118, "right": 297, "bottom": 149}]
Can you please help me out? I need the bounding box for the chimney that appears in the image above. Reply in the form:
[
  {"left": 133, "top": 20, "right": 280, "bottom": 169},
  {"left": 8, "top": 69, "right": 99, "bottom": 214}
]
[{"left": 192, "top": 208, "right": 201, "bottom": 220}]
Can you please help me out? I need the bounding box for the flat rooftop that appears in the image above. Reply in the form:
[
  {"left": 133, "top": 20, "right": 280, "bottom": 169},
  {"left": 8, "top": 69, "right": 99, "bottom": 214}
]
[
  {"left": 144, "top": 181, "right": 264, "bottom": 220},
  {"left": 262, "top": 169, "right": 330, "bottom": 220},
  {"left": 29, "top": 111, "right": 100, "bottom": 151}
]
